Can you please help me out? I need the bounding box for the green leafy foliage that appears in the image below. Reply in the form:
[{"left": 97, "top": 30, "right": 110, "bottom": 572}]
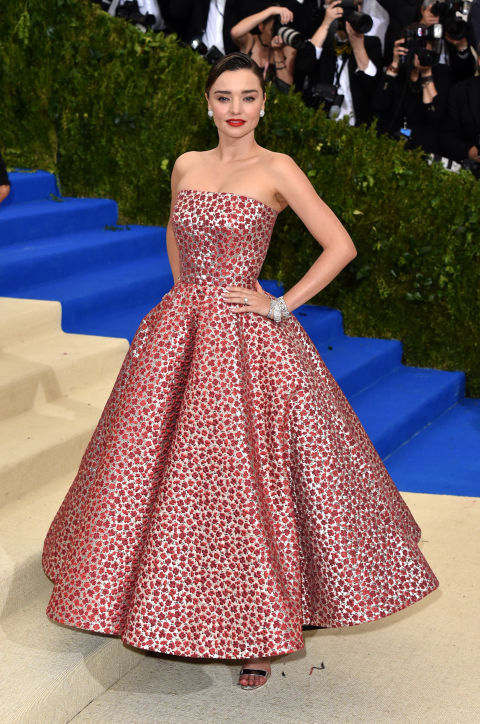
[{"left": 1, "top": 0, "right": 479, "bottom": 393}]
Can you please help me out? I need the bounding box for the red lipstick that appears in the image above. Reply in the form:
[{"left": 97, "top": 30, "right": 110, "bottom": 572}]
[{"left": 226, "top": 119, "right": 246, "bottom": 126}]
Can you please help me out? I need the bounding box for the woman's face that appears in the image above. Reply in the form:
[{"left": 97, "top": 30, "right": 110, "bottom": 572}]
[
  {"left": 259, "top": 18, "right": 275, "bottom": 45},
  {"left": 420, "top": 3, "right": 440, "bottom": 26},
  {"left": 206, "top": 69, "right": 265, "bottom": 136}
]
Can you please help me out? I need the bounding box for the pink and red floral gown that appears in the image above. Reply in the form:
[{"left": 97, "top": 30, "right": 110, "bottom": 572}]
[{"left": 42, "top": 190, "right": 439, "bottom": 659}]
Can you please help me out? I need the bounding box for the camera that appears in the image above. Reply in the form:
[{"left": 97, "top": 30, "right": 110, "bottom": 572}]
[
  {"left": 189, "top": 37, "right": 224, "bottom": 65},
  {"left": 302, "top": 81, "right": 345, "bottom": 115},
  {"left": 430, "top": 0, "right": 472, "bottom": 16},
  {"left": 402, "top": 25, "right": 442, "bottom": 66},
  {"left": 336, "top": 0, "right": 373, "bottom": 35},
  {"left": 94, "top": 0, "right": 165, "bottom": 32},
  {"left": 271, "top": 18, "right": 308, "bottom": 50},
  {"left": 430, "top": 0, "right": 472, "bottom": 41},
  {"left": 116, "top": 1, "right": 156, "bottom": 31}
]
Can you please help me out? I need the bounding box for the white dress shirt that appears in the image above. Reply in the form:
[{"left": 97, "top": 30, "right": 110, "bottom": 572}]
[
  {"left": 202, "top": 0, "right": 226, "bottom": 53},
  {"left": 314, "top": 46, "right": 377, "bottom": 125}
]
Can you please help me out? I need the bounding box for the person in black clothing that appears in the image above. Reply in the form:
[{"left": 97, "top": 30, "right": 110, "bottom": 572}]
[
  {"left": 440, "top": 51, "right": 480, "bottom": 173},
  {"left": 164, "top": 0, "right": 261, "bottom": 55},
  {"left": 377, "top": 0, "right": 422, "bottom": 65},
  {"left": 297, "top": 0, "right": 382, "bottom": 126},
  {"left": 468, "top": 0, "right": 480, "bottom": 48},
  {"left": 373, "top": 33, "right": 451, "bottom": 155},
  {"left": 230, "top": 5, "right": 297, "bottom": 90},
  {"left": 415, "top": 1, "right": 476, "bottom": 83},
  {"left": 0, "top": 152, "right": 10, "bottom": 204}
]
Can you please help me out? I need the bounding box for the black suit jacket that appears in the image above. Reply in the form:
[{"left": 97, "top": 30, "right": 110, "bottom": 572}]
[
  {"left": 165, "top": 0, "right": 259, "bottom": 53},
  {"left": 309, "top": 34, "right": 383, "bottom": 126},
  {"left": 446, "top": 42, "right": 476, "bottom": 84},
  {"left": 440, "top": 76, "right": 480, "bottom": 162},
  {"left": 468, "top": 0, "right": 480, "bottom": 48}
]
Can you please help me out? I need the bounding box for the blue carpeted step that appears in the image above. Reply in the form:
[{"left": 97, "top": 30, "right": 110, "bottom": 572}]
[
  {"left": 258, "top": 279, "right": 284, "bottom": 297},
  {"left": 2, "top": 170, "right": 58, "bottom": 207},
  {"left": 81, "top": 300, "right": 164, "bottom": 341},
  {"left": 350, "top": 365, "right": 466, "bottom": 459},
  {"left": 294, "top": 304, "right": 344, "bottom": 342},
  {"left": 318, "top": 336, "right": 403, "bottom": 398},
  {"left": 19, "top": 256, "right": 173, "bottom": 332},
  {"left": 385, "top": 398, "right": 480, "bottom": 496},
  {"left": 0, "top": 226, "right": 166, "bottom": 292},
  {"left": 0, "top": 198, "right": 118, "bottom": 245}
]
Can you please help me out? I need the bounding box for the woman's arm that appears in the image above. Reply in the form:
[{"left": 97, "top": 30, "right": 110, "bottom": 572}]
[
  {"left": 272, "top": 154, "right": 357, "bottom": 314},
  {"left": 166, "top": 154, "right": 192, "bottom": 284},
  {"left": 230, "top": 6, "right": 293, "bottom": 48}
]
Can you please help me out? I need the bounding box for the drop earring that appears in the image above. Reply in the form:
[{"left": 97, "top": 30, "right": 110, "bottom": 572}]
[
  {"left": 259, "top": 109, "right": 265, "bottom": 118},
  {"left": 208, "top": 109, "right": 213, "bottom": 118}
]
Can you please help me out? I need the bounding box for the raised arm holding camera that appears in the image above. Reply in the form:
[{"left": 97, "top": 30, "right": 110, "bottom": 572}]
[
  {"left": 300, "top": 0, "right": 382, "bottom": 125},
  {"left": 417, "top": 1, "right": 476, "bottom": 81},
  {"left": 373, "top": 28, "right": 451, "bottom": 154},
  {"left": 230, "top": 5, "right": 298, "bottom": 89}
]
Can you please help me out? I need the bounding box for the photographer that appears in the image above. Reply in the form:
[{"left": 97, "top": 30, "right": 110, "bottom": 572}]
[
  {"left": 165, "top": 0, "right": 256, "bottom": 56},
  {"left": 230, "top": 5, "right": 297, "bottom": 89},
  {"left": 373, "top": 30, "right": 451, "bottom": 154},
  {"left": 468, "top": 0, "right": 480, "bottom": 46},
  {"left": 440, "top": 49, "right": 480, "bottom": 176},
  {"left": 416, "top": 1, "right": 476, "bottom": 82},
  {"left": 377, "top": 0, "right": 423, "bottom": 65},
  {"left": 300, "top": 0, "right": 382, "bottom": 126}
]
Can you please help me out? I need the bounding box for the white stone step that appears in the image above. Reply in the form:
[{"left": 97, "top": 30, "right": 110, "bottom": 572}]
[
  {"left": 0, "top": 472, "right": 79, "bottom": 620},
  {"left": 0, "top": 377, "right": 121, "bottom": 505},
  {"left": 0, "top": 297, "right": 62, "bottom": 347},
  {"left": 0, "top": 331, "right": 128, "bottom": 420},
  {"left": 0, "top": 585, "right": 144, "bottom": 724}
]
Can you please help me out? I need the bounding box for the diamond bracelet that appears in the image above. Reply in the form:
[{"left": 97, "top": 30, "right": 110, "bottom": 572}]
[{"left": 267, "top": 295, "right": 291, "bottom": 323}]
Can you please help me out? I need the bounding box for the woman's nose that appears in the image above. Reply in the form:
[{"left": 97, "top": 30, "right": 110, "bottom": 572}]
[{"left": 230, "top": 98, "right": 241, "bottom": 114}]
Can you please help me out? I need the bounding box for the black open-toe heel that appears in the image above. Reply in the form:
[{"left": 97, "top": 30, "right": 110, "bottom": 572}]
[{"left": 238, "top": 666, "right": 271, "bottom": 690}]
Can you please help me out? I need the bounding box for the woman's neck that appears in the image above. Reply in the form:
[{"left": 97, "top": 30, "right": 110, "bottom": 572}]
[{"left": 214, "top": 134, "right": 259, "bottom": 163}]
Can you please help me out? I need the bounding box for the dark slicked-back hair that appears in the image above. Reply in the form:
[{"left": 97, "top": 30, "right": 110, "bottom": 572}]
[{"left": 205, "top": 52, "right": 266, "bottom": 96}]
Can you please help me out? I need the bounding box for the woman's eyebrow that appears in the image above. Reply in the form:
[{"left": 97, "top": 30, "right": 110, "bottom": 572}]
[{"left": 213, "top": 89, "right": 259, "bottom": 94}]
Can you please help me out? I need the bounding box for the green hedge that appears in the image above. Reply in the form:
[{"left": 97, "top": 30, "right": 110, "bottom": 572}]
[{"left": 1, "top": 0, "right": 479, "bottom": 394}]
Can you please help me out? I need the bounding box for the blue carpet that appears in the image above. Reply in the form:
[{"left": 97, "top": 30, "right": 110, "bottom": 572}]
[{"left": 2, "top": 170, "right": 478, "bottom": 497}]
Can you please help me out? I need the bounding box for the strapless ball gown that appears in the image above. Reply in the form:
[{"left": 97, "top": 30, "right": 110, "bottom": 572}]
[{"left": 42, "top": 189, "right": 439, "bottom": 659}]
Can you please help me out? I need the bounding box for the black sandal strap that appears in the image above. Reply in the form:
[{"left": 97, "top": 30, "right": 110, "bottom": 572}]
[{"left": 240, "top": 668, "right": 268, "bottom": 677}]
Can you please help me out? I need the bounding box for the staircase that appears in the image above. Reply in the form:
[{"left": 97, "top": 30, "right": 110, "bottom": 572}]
[
  {"left": 0, "top": 297, "right": 146, "bottom": 723},
  {"left": 0, "top": 170, "right": 478, "bottom": 722},
  {"left": 0, "top": 171, "right": 172, "bottom": 339}
]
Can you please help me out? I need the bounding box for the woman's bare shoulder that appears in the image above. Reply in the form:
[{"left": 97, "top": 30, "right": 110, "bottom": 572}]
[
  {"left": 173, "top": 150, "right": 203, "bottom": 170},
  {"left": 266, "top": 150, "right": 300, "bottom": 172},
  {"left": 173, "top": 150, "right": 216, "bottom": 177}
]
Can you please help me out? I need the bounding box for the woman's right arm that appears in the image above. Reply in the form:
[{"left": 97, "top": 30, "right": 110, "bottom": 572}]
[
  {"left": 230, "top": 6, "right": 293, "bottom": 50},
  {"left": 166, "top": 155, "right": 190, "bottom": 285},
  {"left": 270, "top": 154, "right": 357, "bottom": 314}
]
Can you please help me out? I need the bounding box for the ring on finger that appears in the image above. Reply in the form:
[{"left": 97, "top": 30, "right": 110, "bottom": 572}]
[{"left": 244, "top": 297, "right": 249, "bottom": 305}]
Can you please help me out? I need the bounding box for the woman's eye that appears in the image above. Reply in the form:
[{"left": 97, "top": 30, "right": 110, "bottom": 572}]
[{"left": 244, "top": 96, "right": 255, "bottom": 102}]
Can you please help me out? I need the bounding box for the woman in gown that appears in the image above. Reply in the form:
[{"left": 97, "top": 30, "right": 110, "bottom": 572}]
[{"left": 42, "top": 52, "right": 439, "bottom": 691}]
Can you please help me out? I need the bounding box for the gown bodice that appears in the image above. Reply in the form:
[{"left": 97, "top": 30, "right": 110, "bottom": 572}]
[{"left": 172, "top": 189, "right": 278, "bottom": 289}]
